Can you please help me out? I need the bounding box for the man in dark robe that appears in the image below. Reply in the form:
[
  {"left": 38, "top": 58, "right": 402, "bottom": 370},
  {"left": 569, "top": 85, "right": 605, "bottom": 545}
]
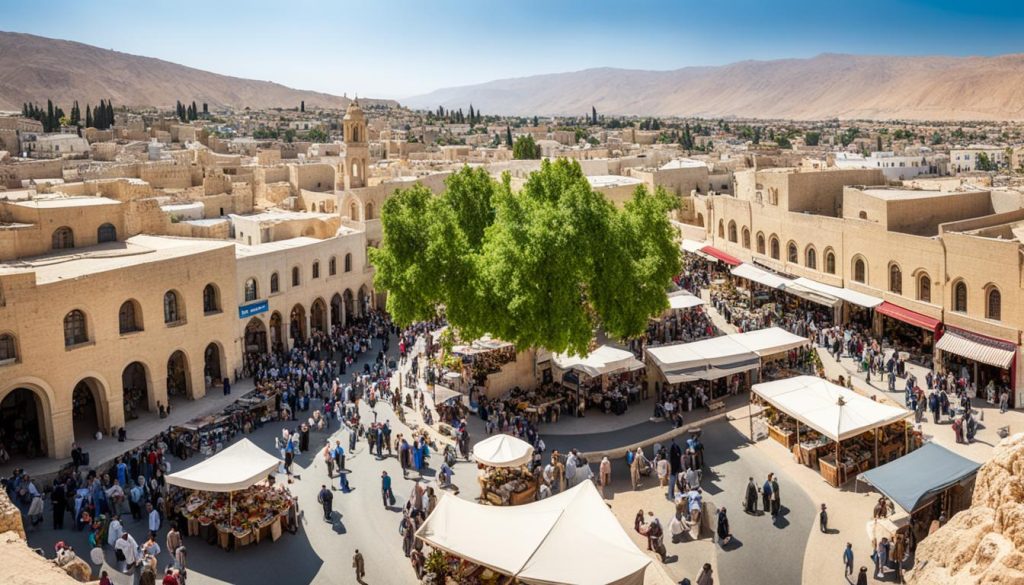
[{"left": 744, "top": 477, "right": 758, "bottom": 514}]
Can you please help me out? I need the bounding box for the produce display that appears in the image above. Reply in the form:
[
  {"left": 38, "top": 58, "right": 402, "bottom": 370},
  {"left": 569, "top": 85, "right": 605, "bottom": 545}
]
[{"left": 182, "top": 484, "right": 293, "bottom": 534}]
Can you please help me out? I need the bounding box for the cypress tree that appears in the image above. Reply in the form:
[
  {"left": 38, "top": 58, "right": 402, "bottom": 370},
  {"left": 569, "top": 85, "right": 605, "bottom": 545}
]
[
  {"left": 86, "top": 105, "right": 93, "bottom": 129},
  {"left": 46, "top": 99, "right": 54, "bottom": 132},
  {"left": 106, "top": 101, "right": 114, "bottom": 127},
  {"left": 506, "top": 125, "right": 513, "bottom": 146},
  {"left": 300, "top": 100, "right": 304, "bottom": 112},
  {"left": 468, "top": 105, "right": 474, "bottom": 125},
  {"left": 203, "top": 102, "right": 208, "bottom": 115}
]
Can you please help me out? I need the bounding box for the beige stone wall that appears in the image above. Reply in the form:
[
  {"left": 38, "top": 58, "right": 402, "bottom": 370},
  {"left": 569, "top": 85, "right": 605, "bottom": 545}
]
[
  {"left": 0, "top": 199, "right": 126, "bottom": 260},
  {"left": 288, "top": 163, "right": 334, "bottom": 193},
  {"left": 0, "top": 242, "right": 240, "bottom": 458},
  {"left": 0, "top": 492, "right": 24, "bottom": 539},
  {"left": 0, "top": 159, "right": 64, "bottom": 188},
  {"left": 139, "top": 163, "right": 192, "bottom": 189}
]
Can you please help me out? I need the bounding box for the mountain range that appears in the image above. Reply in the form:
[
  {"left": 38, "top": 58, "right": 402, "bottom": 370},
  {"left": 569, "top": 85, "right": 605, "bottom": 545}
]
[
  {"left": 0, "top": 31, "right": 389, "bottom": 111},
  {"left": 405, "top": 53, "right": 1024, "bottom": 121}
]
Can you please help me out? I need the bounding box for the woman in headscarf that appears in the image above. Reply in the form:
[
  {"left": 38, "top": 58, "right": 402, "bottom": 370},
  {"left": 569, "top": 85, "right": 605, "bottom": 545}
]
[{"left": 716, "top": 507, "right": 731, "bottom": 546}]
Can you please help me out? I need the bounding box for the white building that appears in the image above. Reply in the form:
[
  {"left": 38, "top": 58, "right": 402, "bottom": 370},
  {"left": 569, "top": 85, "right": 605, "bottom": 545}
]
[
  {"left": 834, "top": 151, "right": 935, "bottom": 181},
  {"left": 950, "top": 145, "right": 1007, "bottom": 173}
]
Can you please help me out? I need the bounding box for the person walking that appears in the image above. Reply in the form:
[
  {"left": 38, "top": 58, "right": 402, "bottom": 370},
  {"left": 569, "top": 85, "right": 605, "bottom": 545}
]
[
  {"left": 770, "top": 474, "right": 781, "bottom": 520},
  {"left": 318, "top": 484, "right": 334, "bottom": 521},
  {"left": 820, "top": 503, "right": 828, "bottom": 532},
  {"left": 696, "top": 563, "right": 713, "bottom": 585},
  {"left": 744, "top": 477, "right": 757, "bottom": 514},
  {"left": 165, "top": 524, "right": 182, "bottom": 566},
  {"left": 761, "top": 475, "right": 773, "bottom": 515},
  {"left": 381, "top": 471, "right": 394, "bottom": 508},
  {"left": 716, "top": 507, "right": 731, "bottom": 546},
  {"left": 352, "top": 549, "right": 365, "bottom": 583},
  {"left": 323, "top": 445, "right": 335, "bottom": 478},
  {"left": 843, "top": 543, "right": 854, "bottom": 578},
  {"left": 599, "top": 456, "right": 612, "bottom": 496}
]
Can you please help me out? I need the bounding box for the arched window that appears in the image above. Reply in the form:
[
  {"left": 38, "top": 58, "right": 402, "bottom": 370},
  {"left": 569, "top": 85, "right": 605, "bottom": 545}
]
[
  {"left": 312, "top": 261, "right": 321, "bottom": 279},
  {"left": 270, "top": 272, "right": 280, "bottom": 294},
  {"left": 953, "top": 281, "right": 967, "bottom": 312},
  {"left": 987, "top": 287, "right": 1002, "bottom": 320},
  {"left": 244, "top": 278, "right": 258, "bottom": 302},
  {"left": 824, "top": 250, "right": 836, "bottom": 274},
  {"left": 203, "top": 284, "right": 219, "bottom": 314},
  {"left": 365, "top": 203, "right": 374, "bottom": 220},
  {"left": 718, "top": 220, "right": 725, "bottom": 239},
  {"left": 889, "top": 264, "right": 902, "bottom": 294},
  {"left": 787, "top": 241, "right": 798, "bottom": 263},
  {"left": 350, "top": 202, "right": 359, "bottom": 220},
  {"left": 853, "top": 258, "right": 866, "bottom": 283},
  {"left": 164, "top": 291, "right": 182, "bottom": 323},
  {"left": 329, "top": 257, "right": 337, "bottom": 276},
  {"left": 292, "top": 266, "right": 301, "bottom": 287},
  {"left": 119, "top": 300, "right": 141, "bottom": 334},
  {"left": 742, "top": 228, "right": 750, "bottom": 249},
  {"left": 64, "top": 310, "right": 87, "bottom": 346},
  {"left": 769, "top": 236, "right": 780, "bottom": 260},
  {"left": 0, "top": 333, "right": 17, "bottom": 361},
  {"left": 728, "top": 221, "right": 737, "bottom": 243},
  {"left": 805, "top": 247, "right": 817, "bottom": 270},
  {"left": 52, "top": 226, "right": 75, "bottom": 250},
  {"left": 756, "top": 233, "right": 765, "bottom": 255},
  {"left": 97, "top": 223, "right": 117, "bottom": 243},
  {"left": 344, "top": 253, "right": 353, "bottom": 272},
  {"left": 918, "top": 274, "right": 931, "bottom": 302}
]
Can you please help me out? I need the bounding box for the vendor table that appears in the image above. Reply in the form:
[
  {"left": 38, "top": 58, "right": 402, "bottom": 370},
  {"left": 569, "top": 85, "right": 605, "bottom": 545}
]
[{"left": 768, "top": 425, "right": 796, "bottom": 449}]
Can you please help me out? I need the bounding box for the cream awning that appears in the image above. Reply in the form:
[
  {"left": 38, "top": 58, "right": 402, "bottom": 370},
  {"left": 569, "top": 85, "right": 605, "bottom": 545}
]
[
  {"left": 166, "top": 439, "right": 281, "bottom": 492},
  {"left": 936, "top": 330, "right": 1016, "bottom": 369},
  {"left": 472, "top": 434, "right": 534, "bottom": 468}
]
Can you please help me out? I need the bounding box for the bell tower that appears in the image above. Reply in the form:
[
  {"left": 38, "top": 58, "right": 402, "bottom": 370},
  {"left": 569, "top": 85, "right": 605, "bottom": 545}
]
[{"left": 342, "top": 100, "right": 368, "bottom": 189}]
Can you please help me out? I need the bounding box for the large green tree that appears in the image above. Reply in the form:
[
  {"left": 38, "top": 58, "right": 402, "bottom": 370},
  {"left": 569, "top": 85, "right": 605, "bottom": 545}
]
[
  {"left": 369, "top": 160, "right": 680, "bottom": 355},
  {"left": 512, "top": 134, "right": 541, "bottom": 159}
]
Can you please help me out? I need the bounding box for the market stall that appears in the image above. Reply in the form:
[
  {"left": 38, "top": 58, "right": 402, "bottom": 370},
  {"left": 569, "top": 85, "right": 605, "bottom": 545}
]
[
  {"left": 935, "top": 326, "right": 1017, "bottom": 404},
  {"left": 752, "top": 376, "right": 914, "bottom": 487},
  {"left": 859, "top": 443, "right": 979, "bottom": 569},
  {"left": 167, "top": 439, "right": 295, "bottom": 550},
  {"left": 646, "top": 327, "right": 810, "bottom": 385},
  {"left": 874, "top": 301, "right": 941, "bottom": 366},
  {"left": 415, "top": 481, "right": 651, "bottom": 585},
  {"left": 553, "top": 345, "right": 645, "bottom": 415},
  {"left": 474, "top": 434, "right": 538, "bottom": 506}
]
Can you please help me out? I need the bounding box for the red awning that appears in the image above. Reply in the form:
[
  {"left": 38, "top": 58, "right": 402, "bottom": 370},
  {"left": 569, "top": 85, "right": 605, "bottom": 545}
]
[
  {"left": 876, "top": 301, "right": 941, "bottom": 333},
  {"left": 699, "top": 245, "right": 742, "bottom": 266}
]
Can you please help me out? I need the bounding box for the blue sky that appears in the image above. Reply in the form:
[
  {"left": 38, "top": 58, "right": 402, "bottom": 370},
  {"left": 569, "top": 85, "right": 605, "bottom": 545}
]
[{"left": 2, "top": 0, "right": 1023, "bottom": 98}]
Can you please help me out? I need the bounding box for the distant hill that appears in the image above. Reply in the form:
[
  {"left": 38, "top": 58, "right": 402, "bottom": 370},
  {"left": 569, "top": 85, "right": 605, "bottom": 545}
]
[
  {"left": 0, "top": 31, "right": 395, "bottom": 111},
  {"left": 405, "top": 53, "right": 1024, "bottom": 121}
]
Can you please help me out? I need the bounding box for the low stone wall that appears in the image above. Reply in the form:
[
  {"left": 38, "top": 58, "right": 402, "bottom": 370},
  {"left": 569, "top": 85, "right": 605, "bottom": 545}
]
[{"left": 0, "top": 490, "right": 25, "bottom": 539}]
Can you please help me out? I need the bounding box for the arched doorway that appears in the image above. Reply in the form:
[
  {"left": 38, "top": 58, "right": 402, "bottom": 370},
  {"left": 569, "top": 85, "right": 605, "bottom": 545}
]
[
  {"left": 330, "top": 294, "right": 343, "bottom": 327},
  {"left": 167, "top": 350, "right": 192, "bottom": 403},
  {"left": 72, "top": 378, "right": 106, "bottom": 440},
  {"left": 343, "top": 289, "right": 354, "bottom": 322},
  {"left": 121, "top": 362, "right": 150, "bottom": 421},
  {"left": 357, "top": 285, "right": 369, "bottom": 318},
  {"left": 0, "top": 387, "right": 46, "bottom": 458},
  {"left": 269, "top": 312, "right": 283, "bottom": 352},
  {"left": 245, "top": 318, "right": 268, "bottom": 355},
  {"left": 311, "top": 298, "right": 327, "bottom": 332},
  {"left": 204, "top": 343, "right": 223, "bottom": 387},
  {"left": 290, "top": 304, "right": 307, "bottom": 344}
]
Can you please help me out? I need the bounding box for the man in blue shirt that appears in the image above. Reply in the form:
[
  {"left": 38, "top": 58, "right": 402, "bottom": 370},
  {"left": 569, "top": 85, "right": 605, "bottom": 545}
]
[
  {"left": 381, "top": 471, "right": 393, "bottom": 509},
  {"left": 843, "top": 542, "right": 854, "bottom": 577}
]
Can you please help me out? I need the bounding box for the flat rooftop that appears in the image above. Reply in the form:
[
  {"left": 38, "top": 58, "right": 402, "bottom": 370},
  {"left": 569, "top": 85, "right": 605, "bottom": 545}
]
[
  {"left": 859, "top": 188, "right": 967, "bottom": 201},
  {"left": 234, "top": 236, "right": 331, "bottom": 258},
  {"left": 660, "top": 158, "right": 708, "bottom": 170},
  {"left": 0, "top": 235, "right": 232, "bottom": 284},
  {"left": 587, "top": 175, "right": 643, "bottom": 188},
  {"left": 8, "top": 196, "right": 121, "bottom": 209},
  {"left": 230, "top": 211, "right": 336, "bottom": 223}
]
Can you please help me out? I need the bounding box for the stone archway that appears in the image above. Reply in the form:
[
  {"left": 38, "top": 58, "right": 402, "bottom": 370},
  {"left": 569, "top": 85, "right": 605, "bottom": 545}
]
[
  {"left": 245, "top": 317, "right": 268, "bottom": 355},
  {"left": 290, "top": 304, "right": 307, "bottom": 343},
  {"left": 167, "top": 350, "right": 192, "bottom": 402},
  {"left": 357, "top": 285, "right": 370, "bottom": 318},
  {"left": 72, "top": 377, "right": 108, "bottom": 440},
  {"left": 204, "top": 343, "right": 224, "bottom": 386},
  {"left": 330, "top": 293, "right": 343, "bottom": 327},
  {"left": 269, "top": 312, "right": 283, "bottom": 352},
  {"left": 343, "top": 289, "right": 354, "bottom": 322},
  {"left": 0, "top": 387, "right": 48, "bottom": 458},
  {"left": 121, "top": 361, "right": 151, "bottom": 421},
  {"left": 311, "top": 298, "right": 327, "bottom": 332}
]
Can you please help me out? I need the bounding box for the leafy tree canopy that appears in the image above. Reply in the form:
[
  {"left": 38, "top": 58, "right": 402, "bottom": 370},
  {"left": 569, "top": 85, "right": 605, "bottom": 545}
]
[{"left": 369, "top": 160, "right": 681, "bottom": 355}]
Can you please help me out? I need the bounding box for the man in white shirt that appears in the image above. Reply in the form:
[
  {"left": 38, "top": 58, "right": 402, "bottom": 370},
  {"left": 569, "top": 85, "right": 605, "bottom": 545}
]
[
  {"left": 147, "top": 502, "right": 160, "bottom": 533},
  {"left": 107, "top": 515, "right": 124, "bottom": 547},
  {"left": 114, "top": 532, "right": 140, "bottom": 573}
]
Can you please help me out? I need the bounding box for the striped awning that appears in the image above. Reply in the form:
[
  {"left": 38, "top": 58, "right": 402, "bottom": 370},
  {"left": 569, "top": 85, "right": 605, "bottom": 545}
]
[{"left": 935, "top": 329, "right": 1016, "bottom": 369}]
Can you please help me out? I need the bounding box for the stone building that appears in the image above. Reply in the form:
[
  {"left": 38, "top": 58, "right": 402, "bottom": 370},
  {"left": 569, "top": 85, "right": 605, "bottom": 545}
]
[{"left": 698, "top": 167, "right": 1024, "bottom": 406}]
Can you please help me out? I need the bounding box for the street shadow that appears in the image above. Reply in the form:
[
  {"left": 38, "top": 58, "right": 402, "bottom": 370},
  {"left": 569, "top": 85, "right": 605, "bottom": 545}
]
[
  {"left": 824, "top": 528, "right": 841, "bottom": 535},
  {"left": 720, "top": 535, "right": 743, "bottom": 551},
  {"left": 772, "top": 505, "right": 791, "bottom": 529}
]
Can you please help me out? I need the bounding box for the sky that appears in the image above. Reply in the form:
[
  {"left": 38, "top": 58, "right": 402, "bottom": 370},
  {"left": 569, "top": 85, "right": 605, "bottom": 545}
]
[{"left": 2, "top": 0, "right": 1024, "bottom": 99}]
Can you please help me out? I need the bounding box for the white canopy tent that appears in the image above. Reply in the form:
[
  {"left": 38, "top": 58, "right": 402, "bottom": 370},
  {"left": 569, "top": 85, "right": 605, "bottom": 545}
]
[
  {"left": 646, "top": 327, "right": 810, "bottom": 383},
  {"left": 667, "top": 290, "right": 705, "bottom": 310},
  {"left": 751, "top": 376, "right": 910, "bottom": 442},
  {"left": 730, "top": 263, "right": 841, "bottom": 307},
  {"left": 166, "top": 438, "right": 281, "bottom": 492},
  {"left": 430, "top": 384, "right": 464, "bottom": 405},
  {"left": 553, "top": 345, "right": 644, "bottom": 378},
  {"left": 415, "top": 481, "right": 651, "bottom": 585},
  {"left": 793, "top": 277, "right": 882, "bottom": 309},
  {"left": 472, "top": 433, "right": 535, "bottom": 468}
]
